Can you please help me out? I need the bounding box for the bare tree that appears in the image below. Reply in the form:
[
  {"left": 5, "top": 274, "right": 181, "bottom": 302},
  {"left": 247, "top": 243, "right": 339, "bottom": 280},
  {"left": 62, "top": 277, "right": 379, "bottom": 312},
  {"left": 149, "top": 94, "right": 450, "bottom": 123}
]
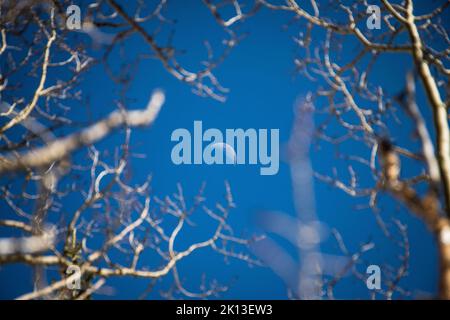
[
  {"left": 200, "top": 0, "right": 449, "bottom": 299},
  {"left": 1, "top": 0, "right": 449, "bottom": 300},
  {"left": 255, "top": 0, "right": 448, "bottom": 299},
  {"left": 0, "top": 0, "right": 259, "bottom": 299}
]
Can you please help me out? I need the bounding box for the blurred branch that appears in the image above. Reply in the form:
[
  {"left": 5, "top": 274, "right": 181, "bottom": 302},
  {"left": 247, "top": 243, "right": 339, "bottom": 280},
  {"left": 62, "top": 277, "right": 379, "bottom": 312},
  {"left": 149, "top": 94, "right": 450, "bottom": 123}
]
[{"left": 0, "top": 90, "right": 165, "bottom": 175}]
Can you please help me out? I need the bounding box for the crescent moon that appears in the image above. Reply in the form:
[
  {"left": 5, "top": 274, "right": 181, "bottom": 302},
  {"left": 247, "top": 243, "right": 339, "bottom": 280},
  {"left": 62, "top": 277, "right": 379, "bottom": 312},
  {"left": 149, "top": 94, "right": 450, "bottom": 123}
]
[{"left": 211, "top": 142, "right": 237, "bottom": 164}]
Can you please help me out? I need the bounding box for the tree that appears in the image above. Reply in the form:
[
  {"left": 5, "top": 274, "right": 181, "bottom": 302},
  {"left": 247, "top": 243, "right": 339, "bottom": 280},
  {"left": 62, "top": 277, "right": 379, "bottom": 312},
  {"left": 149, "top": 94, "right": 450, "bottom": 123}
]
[
  {"left": 0, "top": 0, "right": 449, "bottom": 300},
  {"left": 0, "top": 0, "right": 258, "bottom": 299},
  {"left": 250, "top": 0, "right": 449, "bottom": 299}
]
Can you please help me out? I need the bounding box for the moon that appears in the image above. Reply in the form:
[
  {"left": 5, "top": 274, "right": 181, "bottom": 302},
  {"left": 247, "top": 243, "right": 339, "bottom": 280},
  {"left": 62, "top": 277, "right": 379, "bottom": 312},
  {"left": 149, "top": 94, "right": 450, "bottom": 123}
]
[{"left": 211, "top": 142, "right": 237, "bottom": 164}]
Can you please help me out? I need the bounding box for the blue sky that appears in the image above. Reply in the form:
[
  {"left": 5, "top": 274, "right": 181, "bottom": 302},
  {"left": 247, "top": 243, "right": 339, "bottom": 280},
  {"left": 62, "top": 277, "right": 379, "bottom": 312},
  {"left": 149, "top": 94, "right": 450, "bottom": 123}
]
[{"left": 1, "top": 1, "right": 447, "bottom": 299}]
